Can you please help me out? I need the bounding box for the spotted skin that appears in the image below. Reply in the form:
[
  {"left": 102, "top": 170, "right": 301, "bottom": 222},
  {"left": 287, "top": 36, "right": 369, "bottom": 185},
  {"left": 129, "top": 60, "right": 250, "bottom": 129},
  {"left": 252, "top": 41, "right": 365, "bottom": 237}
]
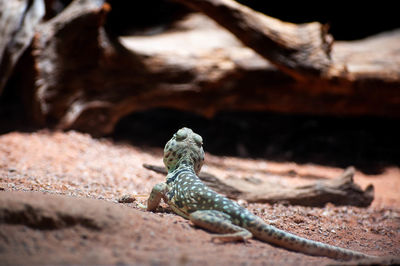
[{"left": 147, "top": 128, "right": 375, "bottom": 260}]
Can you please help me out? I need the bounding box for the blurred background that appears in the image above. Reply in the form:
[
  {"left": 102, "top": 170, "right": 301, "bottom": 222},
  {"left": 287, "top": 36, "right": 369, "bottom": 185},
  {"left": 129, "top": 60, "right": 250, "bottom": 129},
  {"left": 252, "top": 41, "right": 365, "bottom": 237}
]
[{"left": 1, "top": 0, "right": 399, "bottom": 174}]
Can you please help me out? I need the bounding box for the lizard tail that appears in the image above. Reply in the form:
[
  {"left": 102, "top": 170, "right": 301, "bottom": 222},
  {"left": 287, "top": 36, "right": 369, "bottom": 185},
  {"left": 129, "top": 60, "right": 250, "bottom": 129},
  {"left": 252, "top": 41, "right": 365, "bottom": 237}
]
[{"left": 248, "top": 220, "right": 375, "bottom": 260}]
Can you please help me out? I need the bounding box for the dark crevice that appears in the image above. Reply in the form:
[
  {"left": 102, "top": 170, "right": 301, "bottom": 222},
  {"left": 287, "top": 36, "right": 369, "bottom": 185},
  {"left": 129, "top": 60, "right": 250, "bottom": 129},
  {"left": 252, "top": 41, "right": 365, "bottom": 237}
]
[{"left": 113, "top": 108, "right": 400, "bottom": 175}]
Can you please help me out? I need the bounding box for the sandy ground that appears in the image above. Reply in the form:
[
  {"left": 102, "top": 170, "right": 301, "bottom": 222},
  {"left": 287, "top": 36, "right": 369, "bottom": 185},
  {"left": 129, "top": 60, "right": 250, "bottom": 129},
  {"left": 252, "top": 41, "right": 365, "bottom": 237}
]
[{"left": 0, "top": 130, "right": 399, "bottom": 265}]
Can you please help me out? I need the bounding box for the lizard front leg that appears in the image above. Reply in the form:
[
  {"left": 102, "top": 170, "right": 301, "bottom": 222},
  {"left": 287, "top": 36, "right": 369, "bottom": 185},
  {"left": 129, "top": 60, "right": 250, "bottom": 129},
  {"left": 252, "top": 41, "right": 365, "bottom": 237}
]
[
  {"left": 147, "top": 182, "right": 169, "bottom": 211},
  {"left": 189, "top": 210, "right": 252, "bottom": 242}
]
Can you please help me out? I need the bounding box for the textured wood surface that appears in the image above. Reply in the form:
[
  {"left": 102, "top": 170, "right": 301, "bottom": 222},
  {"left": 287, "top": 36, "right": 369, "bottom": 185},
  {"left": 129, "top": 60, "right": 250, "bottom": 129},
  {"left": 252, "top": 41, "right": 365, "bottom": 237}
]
[
  {"left": 2, "top": 0, "right": 399, "bottom": 135},
  {"left": 0, "top": 0, "right": 44, "bottom": 92}
]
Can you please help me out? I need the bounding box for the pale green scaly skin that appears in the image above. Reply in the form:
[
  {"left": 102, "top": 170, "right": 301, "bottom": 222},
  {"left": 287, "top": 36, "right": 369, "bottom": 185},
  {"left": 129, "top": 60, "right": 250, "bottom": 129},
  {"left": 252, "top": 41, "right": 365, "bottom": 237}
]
[{"left": 147, "top": 127, "right": 376, "bottom": 261}]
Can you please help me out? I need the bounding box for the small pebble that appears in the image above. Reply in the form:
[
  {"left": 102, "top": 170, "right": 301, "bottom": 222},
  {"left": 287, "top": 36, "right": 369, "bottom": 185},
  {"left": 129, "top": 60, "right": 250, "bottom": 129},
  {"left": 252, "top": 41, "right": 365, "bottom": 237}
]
[{"left": 118, "top": 194, "right": 136, "bottom": 203}]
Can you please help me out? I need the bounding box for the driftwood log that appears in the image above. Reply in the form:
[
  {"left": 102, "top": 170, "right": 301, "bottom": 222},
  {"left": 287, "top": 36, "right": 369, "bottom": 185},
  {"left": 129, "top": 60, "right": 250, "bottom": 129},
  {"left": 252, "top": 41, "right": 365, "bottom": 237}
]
[
  {"left": 143, "top": 164, "right": 374, "bottom": 207},
  {"left": 0, "top": 0, "right": 44, "bottom": 93},
  {"left": 2, "top": 0, "right": 400, "bottom": 135},
  {"left": 173, "top": 0, "right": 337, "bottom": 80}
]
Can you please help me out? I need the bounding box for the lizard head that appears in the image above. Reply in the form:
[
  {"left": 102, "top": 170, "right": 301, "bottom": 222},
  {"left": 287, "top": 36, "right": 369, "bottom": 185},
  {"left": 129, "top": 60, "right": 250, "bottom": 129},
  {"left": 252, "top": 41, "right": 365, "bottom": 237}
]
[{"left": 163, "top": 127, "right": 205, "bottom": 174}]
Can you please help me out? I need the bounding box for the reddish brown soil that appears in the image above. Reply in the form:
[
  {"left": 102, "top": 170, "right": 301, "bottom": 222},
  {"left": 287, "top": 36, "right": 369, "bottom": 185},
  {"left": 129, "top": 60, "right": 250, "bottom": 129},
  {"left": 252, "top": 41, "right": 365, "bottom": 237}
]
[{"left": 0, "top": 131, "right": 399, "bottom": 265}]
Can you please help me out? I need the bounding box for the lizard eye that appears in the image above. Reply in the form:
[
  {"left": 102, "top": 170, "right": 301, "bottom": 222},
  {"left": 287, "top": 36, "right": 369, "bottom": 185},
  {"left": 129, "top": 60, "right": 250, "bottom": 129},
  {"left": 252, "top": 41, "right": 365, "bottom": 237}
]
[
  {"left": 175, "top": 128, "right": 188, "bottom": 141},
  {"left": 193, "top": 134, "right": 203, "bottom": 146}
]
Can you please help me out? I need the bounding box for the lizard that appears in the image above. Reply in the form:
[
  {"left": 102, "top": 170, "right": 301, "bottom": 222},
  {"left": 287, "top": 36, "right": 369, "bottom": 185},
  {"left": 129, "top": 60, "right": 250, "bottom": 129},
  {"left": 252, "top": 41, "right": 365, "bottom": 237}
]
[{"left": 147, "top": 127, "right": 376, "bottom": 261}]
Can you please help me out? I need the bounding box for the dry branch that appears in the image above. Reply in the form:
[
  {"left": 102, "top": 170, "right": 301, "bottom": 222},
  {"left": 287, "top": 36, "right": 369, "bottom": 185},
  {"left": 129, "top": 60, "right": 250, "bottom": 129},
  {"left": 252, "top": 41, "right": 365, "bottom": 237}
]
[
  {"left": 143, "top": 164, "right": 374, "bottom": 207},
  {"left": 5, "top": 0, "right": 400, "bottom": 135},
  {"left": 172, "top": 0, "right": 338, "bottom": 81}
]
